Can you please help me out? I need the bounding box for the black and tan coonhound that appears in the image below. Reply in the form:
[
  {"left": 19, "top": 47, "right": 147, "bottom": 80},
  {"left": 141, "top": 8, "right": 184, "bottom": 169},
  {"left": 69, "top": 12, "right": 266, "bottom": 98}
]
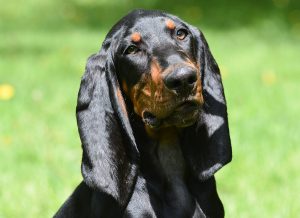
[{"left": 54, "top": 9, "right": 232, "bottom": 218}]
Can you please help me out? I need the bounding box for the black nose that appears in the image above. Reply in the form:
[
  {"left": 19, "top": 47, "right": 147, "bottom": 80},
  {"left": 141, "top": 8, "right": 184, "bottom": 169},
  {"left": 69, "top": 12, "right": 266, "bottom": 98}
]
[{"left": 163, "top": 67, "right": 197, "bottom": 93}]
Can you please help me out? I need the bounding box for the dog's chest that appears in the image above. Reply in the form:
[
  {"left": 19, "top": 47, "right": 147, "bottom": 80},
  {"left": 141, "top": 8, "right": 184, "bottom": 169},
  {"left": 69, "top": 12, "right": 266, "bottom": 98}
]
[
  {"left": 124, "top": 175, "right": 205, "bottom": 218},
  {"left": 124, "top": 137, "right": 205, "bottom": 218}
]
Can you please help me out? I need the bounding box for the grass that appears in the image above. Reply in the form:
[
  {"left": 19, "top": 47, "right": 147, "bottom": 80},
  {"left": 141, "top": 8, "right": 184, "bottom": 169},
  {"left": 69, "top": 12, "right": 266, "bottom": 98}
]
[
  {"left": 1, "top": 6, "right": 300, "bottom": 218},
  {"left": 0, "top": 29, "right": 103, "bottom": 217},
  {"left": 209, "top": 26, "right": 300, "bottom": 217}
]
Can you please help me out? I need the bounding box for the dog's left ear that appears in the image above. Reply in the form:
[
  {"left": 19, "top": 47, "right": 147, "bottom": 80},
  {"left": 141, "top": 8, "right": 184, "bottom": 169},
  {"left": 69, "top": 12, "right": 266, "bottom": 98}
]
[
  {"left": 181, "top": 26, "right": 232, "bottom": 180},
  {"left": 76, "top": 38, "right": 139, "bottom": 209}
]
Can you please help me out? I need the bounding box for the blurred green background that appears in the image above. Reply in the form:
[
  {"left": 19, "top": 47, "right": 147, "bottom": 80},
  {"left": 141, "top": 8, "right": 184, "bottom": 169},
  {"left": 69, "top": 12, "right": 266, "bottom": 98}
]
[{"left": 1, "top": 0, "right": 300, "bottom": 217}]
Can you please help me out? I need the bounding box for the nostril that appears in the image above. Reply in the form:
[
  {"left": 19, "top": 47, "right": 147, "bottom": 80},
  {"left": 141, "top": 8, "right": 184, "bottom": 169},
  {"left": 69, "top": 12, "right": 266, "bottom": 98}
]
[
  {"left": 187, "top": 73, "right": 197, "bottom": 85},
  {"left": 168, "top": 79, "right": 182, "bottom": 89}
]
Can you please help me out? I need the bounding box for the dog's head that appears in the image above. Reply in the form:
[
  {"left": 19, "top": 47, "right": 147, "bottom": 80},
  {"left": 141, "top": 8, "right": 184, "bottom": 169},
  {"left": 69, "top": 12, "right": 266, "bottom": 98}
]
[
  {"left": 76, "top": 9, "right": 231, "bottom": 207},
  {"left": 115, "top": 14, "right": 203, "bottom": 129}
]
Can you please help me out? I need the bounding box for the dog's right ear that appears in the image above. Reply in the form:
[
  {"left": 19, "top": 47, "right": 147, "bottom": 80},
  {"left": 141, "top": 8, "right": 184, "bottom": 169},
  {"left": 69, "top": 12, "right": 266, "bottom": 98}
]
[
  {"left": 76, "top": 46, "right": 139, "bottom": 208},
  {"left": 180, "top": 25, "right": 232, "bottom": 181}
]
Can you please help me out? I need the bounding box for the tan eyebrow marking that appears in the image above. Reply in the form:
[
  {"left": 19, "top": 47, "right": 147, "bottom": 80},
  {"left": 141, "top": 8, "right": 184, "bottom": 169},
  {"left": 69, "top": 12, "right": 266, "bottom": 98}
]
[
  {"left": 166, "top": 19, "right": 175, "bottom": 30},
  {"left": 131, "top": 32, "right": 141, "bottom": 42}
]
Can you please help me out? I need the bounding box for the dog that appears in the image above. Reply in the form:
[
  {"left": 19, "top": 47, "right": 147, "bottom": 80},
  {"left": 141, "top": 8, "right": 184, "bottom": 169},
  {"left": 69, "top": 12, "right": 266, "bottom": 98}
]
[{"left": 54, "top": 9, "right": 232, "bottom": 218}]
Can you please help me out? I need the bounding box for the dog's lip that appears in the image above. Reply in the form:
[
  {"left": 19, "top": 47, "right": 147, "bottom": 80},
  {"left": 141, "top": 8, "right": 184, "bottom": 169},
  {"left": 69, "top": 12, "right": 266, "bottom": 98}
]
[
  {"left": 174, "top": 100, "right": 200, "bottom": 112},
  {"left": 142, "top": 100, "right": 201, "bottom": 128},
  {"left": 163, "top": 100, "right": 200, "bottom": 127},
  {"left": 170, "top": 100, "right": 201, "bottom": 120}
]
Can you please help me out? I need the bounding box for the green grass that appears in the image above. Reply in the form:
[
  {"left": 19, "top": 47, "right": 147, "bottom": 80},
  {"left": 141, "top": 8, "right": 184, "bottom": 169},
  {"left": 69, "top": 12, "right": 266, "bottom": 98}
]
[
  {"left": 0, "top": 29, "right": 104, "bottom": 217},
  {"left": 1, "top": 6, "right": 300, "bottom": 218},
  {"left": 209, "top": 26, "right": 300, "bottom": 217}
]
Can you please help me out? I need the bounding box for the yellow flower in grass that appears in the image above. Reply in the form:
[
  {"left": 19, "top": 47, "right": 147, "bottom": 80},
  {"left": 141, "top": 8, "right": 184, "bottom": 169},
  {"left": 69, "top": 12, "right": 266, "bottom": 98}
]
[
  {"left": 261, "top": 70, "right": 277, "bottom": 86},
  {"left": 0, "top": 84, "right": 15, "bottom": 100},
  {"left": 1, "top": 136, "right": 12, "bottom": 147}
]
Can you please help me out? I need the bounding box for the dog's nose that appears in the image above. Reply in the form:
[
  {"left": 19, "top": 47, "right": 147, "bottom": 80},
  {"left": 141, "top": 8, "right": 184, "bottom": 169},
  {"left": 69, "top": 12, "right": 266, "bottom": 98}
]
[{"left": 163, "top": 67, "right": 197, "bottom": 93}]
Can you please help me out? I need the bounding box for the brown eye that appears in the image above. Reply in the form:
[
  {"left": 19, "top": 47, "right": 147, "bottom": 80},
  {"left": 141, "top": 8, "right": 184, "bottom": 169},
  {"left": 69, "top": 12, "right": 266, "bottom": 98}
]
[
  {"left": 125, "top": 45, "right": 139, "bottom": 54},
  {"left": 176, "top": 29, "right": 188, "bottom": 40}
]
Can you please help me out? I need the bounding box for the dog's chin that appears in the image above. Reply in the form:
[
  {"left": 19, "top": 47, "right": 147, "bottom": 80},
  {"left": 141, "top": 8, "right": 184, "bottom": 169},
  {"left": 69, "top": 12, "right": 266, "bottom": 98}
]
[
  {"left": 165, "top": 104, "right": 200, "bottom": 128},
  {"left": 142, "top": 101, "right": 200, "bottom": 129}
]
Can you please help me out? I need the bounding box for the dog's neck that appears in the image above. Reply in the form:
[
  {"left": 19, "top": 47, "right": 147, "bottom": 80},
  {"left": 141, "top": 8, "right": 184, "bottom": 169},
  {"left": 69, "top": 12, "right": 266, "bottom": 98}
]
[
  {"left": 154, "top": 127, "right": 186, "bottom": 180},
  {"left": 130, "top": 116, "right": 195, "bottom": 214},
  {"left": 129, "top": 112, "right": 187, "bottom": 180},
  {"left": 139, "top": 126, "right": 188, "bottom": 185},
  {"left": 142, "top": 126, "right": 195, "bottom": 215}
]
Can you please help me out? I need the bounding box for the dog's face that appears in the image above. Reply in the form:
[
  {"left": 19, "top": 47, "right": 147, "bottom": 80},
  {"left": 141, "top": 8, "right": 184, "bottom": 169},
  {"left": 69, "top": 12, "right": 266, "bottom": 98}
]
[{"left": 116, "top": 16, "right": 203, "bottom": 129}]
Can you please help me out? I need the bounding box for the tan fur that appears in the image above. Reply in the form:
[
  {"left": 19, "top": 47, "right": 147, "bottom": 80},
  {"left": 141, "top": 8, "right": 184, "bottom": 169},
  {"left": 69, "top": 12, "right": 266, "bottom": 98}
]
[
  {"left": 128, "top": 58, "right": 203, "bottom": 131},
  {"left": 116, "top": 87, "right": 128, "bottom": 116},
  {"left": 150, "top": 60, "right": 162, "bottom": 85},
  {"left": 166, "top": 19, "right": 175, "bottom": 30},
  {"left": 122, "top": 80, "right": 128, "bottom": 94},
  {"left": 131, "top": 32, "right": 141, "bottom": 42}
]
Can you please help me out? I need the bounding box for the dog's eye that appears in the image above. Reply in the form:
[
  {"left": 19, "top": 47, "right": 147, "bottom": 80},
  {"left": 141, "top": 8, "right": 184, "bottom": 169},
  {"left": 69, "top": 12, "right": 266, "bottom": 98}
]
[
  {"left": 125, "top": 45, "right": 139, "bottom": 55},
  {"left": 176, "top": 29, "right": 188, "bottom": 40}
]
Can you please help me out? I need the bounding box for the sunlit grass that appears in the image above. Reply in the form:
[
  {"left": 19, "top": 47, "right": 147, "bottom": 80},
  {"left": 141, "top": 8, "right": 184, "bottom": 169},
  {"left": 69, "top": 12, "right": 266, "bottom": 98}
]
[
  {"left": 0, "top": 29, "right": 105, "bottom": 217},
  {"left": 207, "top": 27, "right": 300, "bottom": 217},
  {"left": 1, "top": 22, "right": 299, "bottom": 218}
]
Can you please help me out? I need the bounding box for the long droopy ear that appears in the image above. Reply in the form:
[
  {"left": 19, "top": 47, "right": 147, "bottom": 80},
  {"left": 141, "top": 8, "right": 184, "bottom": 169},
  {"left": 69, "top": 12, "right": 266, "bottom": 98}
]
[
  {"left": 76, "top": 44, "right": 139, "bottom": 208},
  {"left": 182, "top": 27, "right": 232, "bottom": 180}
]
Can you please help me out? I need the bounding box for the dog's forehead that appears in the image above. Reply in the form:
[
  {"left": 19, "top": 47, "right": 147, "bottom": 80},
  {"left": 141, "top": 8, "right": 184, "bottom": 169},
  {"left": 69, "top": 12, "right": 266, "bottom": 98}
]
[
  {"left": 128, "top": 16, "right": 182, "bottom": 38},
  {"left": 133, "top": 16, "right": 168, "bottom": 29}
]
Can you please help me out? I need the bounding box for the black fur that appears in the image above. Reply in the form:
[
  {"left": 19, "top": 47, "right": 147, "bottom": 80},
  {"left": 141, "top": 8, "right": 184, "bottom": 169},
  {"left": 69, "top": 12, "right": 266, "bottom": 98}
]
[{"left": 54, "top": 9, "right": 231, "bottom": 218}]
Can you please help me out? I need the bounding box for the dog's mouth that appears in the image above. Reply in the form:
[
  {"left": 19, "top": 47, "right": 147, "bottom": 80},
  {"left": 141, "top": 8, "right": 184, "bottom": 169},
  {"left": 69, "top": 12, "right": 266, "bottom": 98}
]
[
  {"left": 142, "top": 111, "right": 162, "bottom": 128},
  {"left": 142, "top": 101, "right": 201, "bottom": 128}
]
